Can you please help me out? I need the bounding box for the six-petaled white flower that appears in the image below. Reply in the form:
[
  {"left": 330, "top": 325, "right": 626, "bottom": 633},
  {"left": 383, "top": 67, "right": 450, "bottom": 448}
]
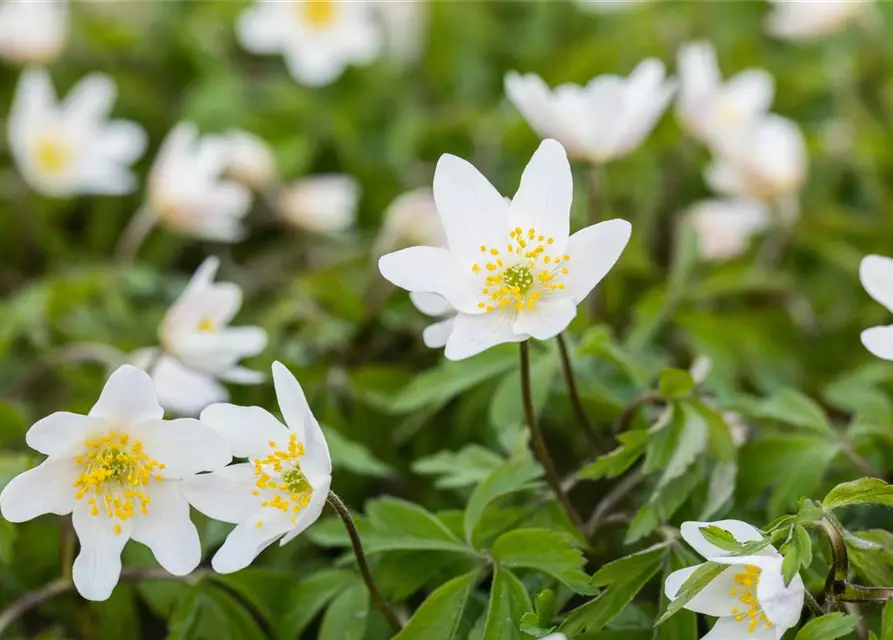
[
  {"left": 858, "top": 254, "right": 893, "bottom": 361},
  {"left": 665, "top": 520, "right": 805, "bottom": 639},
  {"left": 374, "top": 188, "right": 445, "bottom": 255},
  {"left": 504, "top": 60, "right": 675, "bottom": 164},
  {"left": 180, "top": 362, "right": 332, "bottom": 574},
  {"left": 8, "top": 69, "right": 146, "bottom": 198},
  {"left": 685, "top": 199, "right": 769, "bottom": 261},
  {"left": 278, "top": 174, "right": 359, "bottom": 234},
  {"left": 0, "top": 0, "right": 68, "bottom": 65},
  {"left": 677, "top": 41, "right": 774, "bottom": 145},
  {"left": 237, "top": 0, "right": 382, "bottom": 87},
  {"left": 146, "top": 122, "right": 252, "bottom": 242},
  {"left": 223, "top": 129, "right": 278, "bottom": 191},
  {"left": 378, "top": 139, "right": 631, "bottom": 360},
  {"left": 765, "top": 0, "right": 874, "bottom": 41},
  {"left": 0, "top": 365, "right": 231, "bottom": 601}
]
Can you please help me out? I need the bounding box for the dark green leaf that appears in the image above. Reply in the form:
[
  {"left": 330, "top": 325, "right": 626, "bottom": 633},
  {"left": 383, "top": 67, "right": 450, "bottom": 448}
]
[
  {"left": 394, "top": 570, "right": 480, "bottom": 640},
  {"left": 464, "top": 454, "right": 543, "bottom": 547},
  {"left": 793, "top": 613, "right": 859, "bottom": 640},
  {"left": 482, "top": 566, "right": 531, "bottom": 640},
  {"left": 364, "top": 497, "right": 474, "bottom": 555},
  {"left": 577, "top": 431, "right": 648, "bottom": 481},
  {"left": 490, "top": 529, "right": 595, "bottom": 595}
]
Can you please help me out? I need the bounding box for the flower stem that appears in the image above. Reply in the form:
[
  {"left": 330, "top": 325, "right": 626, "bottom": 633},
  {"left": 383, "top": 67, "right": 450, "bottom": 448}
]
[
  {"left": 519, "top": 342, "right": 586, "bottom": 537},
  {"left": 556, "top": 333, "right": 605, "bottom": 451},
  {"left": 839, "top": 584, "right": 893, "bottom": 603},
  {"left": 804, "top": 590, "right": 823, "bottom": 617},
  {"left": 327, "top": 491, "right": 402, "bottom": 632},
  {"left": 817, "top": 516, "right": 850, "bottom": 611},
  {"left": 115, "top": 205, "right": 157, "bottom": 266}
]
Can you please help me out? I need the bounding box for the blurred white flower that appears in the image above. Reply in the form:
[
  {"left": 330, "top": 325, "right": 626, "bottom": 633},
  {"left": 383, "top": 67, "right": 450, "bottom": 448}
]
[
  {"left": 410, "top": 292, "right": 456, "bottom": 349},
  {"left": 766, "top": 0, "right": 874, "bottom": 40},
  {"left": 223, "top": 130, "right": 278, "bottom": 191},
  {"left": 0, "top": 365, "right": 230, "bottom": 601},
  {"left": 7, "top": 69, "right": 146, "bottom": 198},
  {"left": 859, "top": 254, "right": 893, "bottom": 360},
  {"left": 0, "top": 0, "right": 68, "bottom": 65},
  {"left": 677, "top": 41, "right": 774, "bottom": 144},
  {"left": 147, "top": 123, "right": 251, "bottom": 242},
  {"left": 131, "top": 349, "right": 227, "bottom": 418},
  {"left": 375, "top": 0, "right": 427, "bottom": 65},
  {"left": 705, "top": 115, "right": 807, "bottom": 201},
  {"left": 505, "top": 59, "right": 675, "bottom": 164},
  {"left": 278, "top": 174, "right": 359, "bottom": 234},
  {"left": 374, "top": 188, "right": 445, "bottom": 254},
  {"left": 237, "top": 0, "right": 382, "bottom": 87},
  {"left": 541, "top": 635, "right": 568, "bottom": 640},
  {"left": 573, "top": 0, "right": 650, "bottom": 12},
  {"left": 666, "top": 520, "right": 804, "bottom": 639},
  {"left": 379, "top": 139, "right": 631, "bottom": 360},
  {"left": 181, "top": 362, "right": 332, "bottom": 573},
  {"left": 685, "top": 199, "right": 769, "bottom": 261}
]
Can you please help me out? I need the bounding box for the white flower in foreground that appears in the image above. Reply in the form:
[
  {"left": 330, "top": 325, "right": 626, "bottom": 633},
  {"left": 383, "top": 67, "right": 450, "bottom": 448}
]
[
  {"left": 665, "top": 520, "right": 804, "bottom": 639},
  {"left": 685, "top": 199, "right": 769, "bottom": 261},
  {"left": 0, "top": 365, "right": 231, "bottom": 600},
  {"left": 706, "top": 115, "right": 807, "bottom": 201},
  {"left": 147, "top": 123, "right": 251, "bottom": 242},
  {"left": 766, "top": 0, "right": 873, "bottom": 41},
  {"left": 410, "top": 292, "right": 456, "bottom": 349},
  {"left": 0, "top": 0, "right": 67, "bottom": 65},
  {"left": 677, "top": 41, "right": 774, "bottom": 144},
  {"left": 858, "top": 254, "right": 893, "bottom": 360},
  {"left": 374, "top": 188, "right": 445, "bottom": 255},
  {"left": 223, "top": 130, "right": 278, "bottom": 191},
  {"left": 181, "top": 362, "right": 332, "bottom": 573},
  {"left": 8, "top": 69, "right": 146, "bottom": 198},
  {"left": 379, "top": 139, "right": 631, "bottom": 360},
  {"left": 237, "top": 0, "right": 382, "bottom": 87},
  {"left": 278, "top": 174, "right": 359, "bottom": 234},
  {"left": 505, "top": 60, "right": 675, "bottom": 164},
  {"left": 375, "top": 0, "right": 428, "bottom": 65}
]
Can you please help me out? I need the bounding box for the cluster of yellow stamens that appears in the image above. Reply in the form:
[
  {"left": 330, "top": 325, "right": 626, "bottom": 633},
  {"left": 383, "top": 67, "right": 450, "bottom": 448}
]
[
  {"left": 73, "top": 432, "right": 165, "bottom": 535},
  {"left": 302, "top": 0, "right": 335, "bottom": 27},
  {"left": 729, "top": 565, "right": 774, "bottom": 633},
  {"left": 197, "top": 317, "right": 215, "bottom": 332},
  {"left": 35, "top": 135, "right": 70, "bottom": 175},
  {"left": 251, "top": 433, "right": 313, "bottom": 528},
  {"left": 471, "top": 227, "right": 570, "bottom": 313}
]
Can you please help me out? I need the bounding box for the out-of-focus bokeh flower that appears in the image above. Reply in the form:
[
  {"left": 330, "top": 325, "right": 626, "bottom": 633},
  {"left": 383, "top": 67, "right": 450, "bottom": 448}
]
[
  {"left": 409, "top": 292, "right": 456, "bottom": 349},
  {"left": 677, "top": 41, "right": 774, "bottom": 145},
  {"left": 277, "top": 174, "right": 359, "bottom": 234},
  {"left": 147, "top": 122, "right": 251, "bottom": 242},
  {"left": 505, "top": 59, "right": 675, "bottom": 164},
  {"left": 131, "top": 349, "right": 228, "bottom": 418},
  {"left": 765, "top": 0, "right": 874, "bottom": 40},
  {"left": 375, "top": 0, "right": 428, "bottom": 65},
  {"left": 237, "top": 0, "right": 382, "bottom": 87},
  {"left": 223, "top": 130, "right": 278, "bottom": 191},
  {"left": 374, "top": 187, "right": 444, "bottom": 255},
  {"left": 7, "top": 69, "right": 146, "bottom": 197},
  {"left": 0, "top": 0, "right": 68, "bottom": 65},
  {"left": 572, "top": 0, "right": 651, "bottom": 12},
  {"left": 705, "top": 114, "right": 807, "bottom": 201},
  {"left": 859, "top": 254, "right": 893, "bottom": 360},
  {"left": 684, "top": 198, "right": 769, "bottom": 261}
]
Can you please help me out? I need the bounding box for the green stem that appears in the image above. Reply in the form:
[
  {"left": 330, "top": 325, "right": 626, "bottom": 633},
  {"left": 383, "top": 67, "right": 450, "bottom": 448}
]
[
  {"left": 555, "top": 333, "right": 605, "bottom": 451},
  {"left": 817, "top": 516, "right": 849, "bottom": 611},
  {"left": 839, "top": 584, "right": 893, "bottom": 603}
]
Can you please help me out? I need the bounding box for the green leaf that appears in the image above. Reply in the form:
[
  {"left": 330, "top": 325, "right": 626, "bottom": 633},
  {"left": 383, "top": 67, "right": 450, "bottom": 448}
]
[
  {"left": 412, "top": 445, "right": 504, "bottom": 490},
  {"left": 882, "top": 599, "right": 893, "bottom": 640},
  {"left": 319, "top": 582, "right": 369, "bottom": 640},
  {"left": 326, "top": 427, "right": 393, "bottom": 478},
  {"left": 793, "top": 613, "right": 860, "bottom": 640},
  {"left": 534, "top": 590, "right": 557, "bottom": 623},
  {"left": 275, "top": 570, "right": 358, "bottom": 640},
  {"left": 577, "top": 431, "right": 648, "bottom": 481},
  {"left": 490, "top": 529, "right": 595, "bottom": 594},
  {"left": 700, "top": 461, "right": 737, "bottom": 520},
  {"left": 394, "top": 570, "right": 480, "bottom": 640},
  {"left": 699, "top": 525, "right": 744, "bottom": 553},
  {"left": 659, "top": 369, "right": 694, "bottom": 399},
  {"left": 464, "top": 454, "right": 543, "bottom": 547},
  {"left": 847, "top": 530, "right": 893, "bottom": 587},
  {"left": 688, "top": 399, "right": 736, "bottom": 462},
  {"left": 590, "top": 543, "right": 671, "bottom": 587},
  {"left": 654, "top": 547, "right": 698, "bottom": 640},
  {"left": 794, "top": 525, "right": 813, "bottom": 570},
  {"left": 823, "top": 477, "right": 893, "bottom": 511},
  {"left": 655, "top": 404, "right": 708, "bottom": 491},
  {"left": 482, "top": 566, "right": 531, "bottom": 640},
  {"left": 758, "top": 389, "right": 833, "bottom": 435},
  {"left": 656, "top": 562, "right": 726, "bottom": 625},
  {"left": 364, "top": 497, "right": 474, "bottom": 555},
  {"left": 626, "top": 459, "right": 706, "bottom": 544}
]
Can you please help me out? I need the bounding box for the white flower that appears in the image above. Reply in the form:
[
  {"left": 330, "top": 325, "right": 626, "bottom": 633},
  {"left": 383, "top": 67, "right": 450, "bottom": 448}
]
[
  {"left": 7, "top": 69, "right": 146, "bottom": 198},
  {"left": 374, "top": 188, "right": 445, "bottom": 255},
  {"left": 410, "top": 292, "right": 456, "bottom": 349},
  {"left": 0, "top": 365, "right": 231, "bottom": 601},
  {"left": 278, "top": 174, "right": 359, "bottom": 234},
  {"left": 237, "top": 0, "right": 382, "bottom": 87},
  {"left": 685, "top": 199, "right": 769, "bottom": 261},
  {"left": 666, "top": 520, "right": 805, "bottom": 639},
  {"left": 677, "top": 41, "right": 774, "bottom": 144},
  {"left": 858, "top": 254, "right": 893, "bottom": 360},
  {"left": 180, "top": 362, "right": 332, "bottom": 574},
  {"left": 147, "top": 123, "right": 252, "bottom": 242},
  {"left": 765, "top": 0, "right": 873, "bottom": 41},
  {"left": 705, "top": 115, "right": 807, "bottom": 201},
  {"left": 505, "top": 60, "right": 675, "bottom": 164},
  {"left": 573, "top": 0, "right": 650, "bottom": 12},
  {"left": 0, "top": 0, "right": 67, "bottom": 65},
  {"left": 131, "top": 349, "right": 227, "bottom": 418},
  {"left": 156, "top": 257, "right": 267, "bottom": 410},
  {"left": 378, "top": 139, "right": 631, "bottom": 361},
  {"left": 223, "top": 130, "right": 278, "bottom": 191},
  {"left": 375, "top": 0, "right": 427, "bottom": 65}
]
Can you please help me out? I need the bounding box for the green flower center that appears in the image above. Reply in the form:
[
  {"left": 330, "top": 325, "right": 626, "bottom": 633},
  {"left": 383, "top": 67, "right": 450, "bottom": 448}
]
[{"left": 502, "top": 264, "right": 534, "bottom": 294}]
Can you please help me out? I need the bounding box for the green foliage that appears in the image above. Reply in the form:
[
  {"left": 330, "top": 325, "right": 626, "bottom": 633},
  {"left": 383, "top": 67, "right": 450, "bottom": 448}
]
[
  {"left": 794, "top": 614, "right": 860, "bottom": 640},
  {"left": 823, "top": 478, "right": 893, "bottom": 511}
]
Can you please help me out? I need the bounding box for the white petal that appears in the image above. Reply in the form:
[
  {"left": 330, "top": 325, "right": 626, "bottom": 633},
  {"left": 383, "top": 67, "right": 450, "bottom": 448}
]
[
  {"left": 379, "top": 247, "right": 478, "bottom": 313},
  {"left": 508, "top": 139, "right": 572, "bottom": 251},
  {"left": 219, "top": 366, "right": 265, "bottom": 385},
  {"left": 0, "top": 457, "right": 80, "bottom": 522},
  {"left": 432, "top": 152, "right": 509, "bottom": 262},
  {"left": 860, "top": 254, "right": 893, "bottom": 313},
  {"left": 89, "top": 365, "right": 164, "bottom": 424},
  {"left": 179, "top": 463, "right": 259, "bottom": 524},
  {"left": 724, "top": 70, "right": 774, "bottom": 119},
  {"left": 423, "top": 318, "right": 455, "bottom": 349},
  {"left": 236, "top": 3, "right": 287, "bottom": 53},
  {"left": 26, "top": 412, "right": 99, "bottom": 457},
  {"left": 677, "top": 40, "right": 720, "bottom": 112},
  {"left": 280, "top": 474, "right": 331, "bottom": 545},
  {"left": 861, "top": 326, "right": 893, "bottom": 361},
  {"left": 128, "top": 418, "right": 231, "bottom": 478},
  {"left": 272, "top": 362, "right": 331, "bottom": 483},
  {"left": 150, "top": 356, "right": 228, "bottom": 417},
  {"left": 71, "top": 502, "right": 132, "bottom": 601},
  {"left": 282, "top": 45, "right": 349, "bottom": 87},
  {"left": 512, "top": 298, "right": 577, "bottom": 341},
  {"left": 199, "top": 403, "right": 290, "bottom": 460},
  {"left": 703, "top": 617, "right": 776, "bottom": 640},
  {"left": 211, "top": 511, "right": 292, "bottom": 574},
  {"left": 666, "top": 564, "right": 750, "bottom": 617},
  {"left": 562, "top": 219, "right": 631, "bottom": 303},
  {"left": 9, "top": 68, "right": 56, "bottom": 140},
  {"left": 131, "top": 482, "right": 200, "bottom": 576},
  {"left": 444, "top": 311, "right": 527, "bottom": 361},
  {"left": 171, "top": 327, "right": 267, "bottom": 374},
  {"left": 409, "top": 291, "right": 454, "bottom": 318},
  {"left": 63, "top": 73, "right": 116, "bottom": 125},
  {"left": 680, "top": 519, "right": 766, "bottom": 558},
  {"left": 97, "top": 120, "right": 147, "bottom": 164}
]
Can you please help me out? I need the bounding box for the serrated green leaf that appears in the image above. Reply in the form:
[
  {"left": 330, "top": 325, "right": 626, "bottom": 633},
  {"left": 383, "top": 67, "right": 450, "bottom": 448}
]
[
  {"left": 394, "top": 570, "right": 480, "bottom": 640},
  {"left": 464, "top": 454, "right": 543, "bottom": 547},
  {"left": 823, "top": 477, "right": 893, "bottom": 511},
  {"left": 659, "top": 369, "right": 694, "bottom": 399},
  {"left": 577, "top": 431, "right": 648, "bottom": 481},
  {"left": 490, "top": 529, "right": 595, "bottom": 595},
  {"left": 412, "top": 445, "right": 504, "bottom": 490},
  {"left": 590, "top": 542, "right": 671, "bottom": 587},
  {"left": 794, "top": 525, "right": 813, "bottom": 570},
  {"left": 793, "top": 613, "right": 859, "bottom": 640},
  {"left": 364, "top": 497, "right": 474, "bottom": 555},
  {"left": 482, "top": 566, "right": 531, "bottom": 640},
  {"left": 656, "top": 403, "right": 708, "bottom": 490},
  {"left": 758, "top": 389, "right": 833, "bottom": 435},
  {"left": 699, "top": 525, "right": 744, "bottom": 553}
]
